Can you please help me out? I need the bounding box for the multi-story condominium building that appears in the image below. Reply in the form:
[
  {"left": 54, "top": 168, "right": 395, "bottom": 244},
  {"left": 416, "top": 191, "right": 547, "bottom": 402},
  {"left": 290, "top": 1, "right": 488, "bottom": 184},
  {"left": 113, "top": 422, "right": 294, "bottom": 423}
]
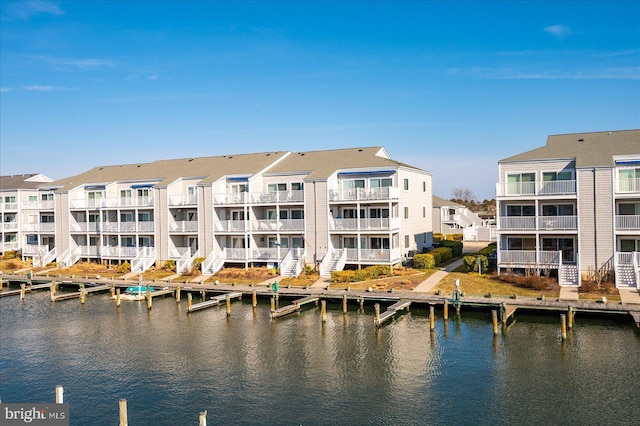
[
  {"left": 432, "top": 195, "right": 496, "bottom": 241},
  {"left": 25, "top": 147, "right": 432, "bottom": 276},
  {"left": 0, "top": 174, "right": 54, "bottom": 259},
  {"left": 496, "top": 129, "right": 640, "bottom": 288}
]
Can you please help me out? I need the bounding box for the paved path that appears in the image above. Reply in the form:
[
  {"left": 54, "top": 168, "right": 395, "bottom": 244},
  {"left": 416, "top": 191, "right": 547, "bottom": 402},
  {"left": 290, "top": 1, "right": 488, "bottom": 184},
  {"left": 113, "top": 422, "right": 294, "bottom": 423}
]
[
  {"left": 619, "top": 288, "right": 640, "bottom": 304},
  {"left": 413, "top": 258, "right": 464, "bottom": 293},
  {"left": 559, "top": 287, "right": 580, "bottom": 301}
]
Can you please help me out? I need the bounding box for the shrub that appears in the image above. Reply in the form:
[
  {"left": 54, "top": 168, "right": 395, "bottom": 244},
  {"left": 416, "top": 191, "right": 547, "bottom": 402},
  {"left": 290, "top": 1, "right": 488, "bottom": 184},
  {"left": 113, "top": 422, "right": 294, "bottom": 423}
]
[
  {"left": 2, "top": 259, "right": 22, "bottom": 270},
  {"left": 331, "top": 270, "right": 355, "bottom": 283},
  {"left": 192, "top": 257, "right": 205, "bottom": 271},
  {"left": 414, "top": 253, "right": 436, "bottom": 269},
  {"left": 163, "top": 260, "right": 176, "bottom": 272},
  {"left": 304, "top": 264, "right": 315, "bottom": 275},
  {"left": 439, "top": 240, "right": 463, "bottom": 257},
  {"left": 3, "top": 250, "right": 16, "bottom": 260},
  {"left": 118, "top": 261, "right": 131, "bottom": 274},
  {"left": 433, "top": 233, "right": 444, "bottom": 242},
  {"left": 476, "top": 242, "right": 497, "bottom": 256},
  {"left": 429, "top": 250, "right": 441, "bottom": 265},
  {"left": 430, "top": 247, "right": 453, "bottom": 264},
  {"left": 463, "top": 255, "right": 488, "bottom": 273},
  {"left": 495, "top": 273, "right": 559, "bottom": 291}
]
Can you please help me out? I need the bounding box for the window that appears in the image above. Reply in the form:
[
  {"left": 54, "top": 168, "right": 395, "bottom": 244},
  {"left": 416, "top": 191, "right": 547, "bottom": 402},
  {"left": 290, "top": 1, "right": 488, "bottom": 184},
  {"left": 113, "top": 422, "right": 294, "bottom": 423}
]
[
  {"left": 618, "top": 203, "right": 640, "bottom": 215},
  {"left": 343, "top": 179, "right": 365, "bottom": 190},
  {"left": 619, "top": 168, "right": 640, "bottom": 192},
  {"left": 370, "top": 178, "right": 392, "bottom": 188},
  {"left": 291, "top": 210, "right": 304, "bottom": 219},
  {"left": 291, "top": 182, "right": 304, "bottom": 191},
  {"left": 41, "top": 215, "right": 54, "bottom": 223},
  {"left": 292, "top": 237, "right": 304, "bottom": 248},
  {"left": 138, "top": 212, "right": 151, "bottom": 222},
  {"left": 542, "top": 238, "right": 575, "bottom": 261},
  {"left": 506, "top": 205, "right": 535, "bottom": 216},
  {"left": 267, "top": 210, "right": 277, "bottom": 220},
  {"left": 620, "top": 239, "right": 640, "bottom": 252},
  {"left": 121, "top": 236, "right": 135, "bottom": 247},
  {"left": 120, "top": 212, "right": 134, "bottom": 222},
  {"left": 507, "top": 237, "right": 535, "bottom": 250},
  {"left": 371, "top": 237, "right": 390, "bottom": 249},
  {"left": 231, "top": 184, "right": 248, "bottom": 193},
  {"left": 423, "top": 181, "right": 426, "bottom": 192},
  {"left": 121, "top": 190, "right": 131, "bottom": 198},
  {"left": 423, "top": 206, "right": 426, "bottom": 218},
  {"left": 542, "top": 204, "right": 574, "bottom": 216},
  {"left": 370, "top": 208, "right": 389, "bottom": 219},
  {"left": 279, "top": 210, "right": 288, "bottom": 220},
  {"left": 404, "top": 179, "right": 409, "bottom": 190},
  {"left": 404, "top": 207, "right": 409, "bottom": 219},
  {"left": 268, "top": 183, "right": 287, "bottom": 192},
  {"left": 404, "top": 235, "right": 410, "bottom": 247},
  {"left": 506, "top": 173, "right": 535, "bottom": 195},
  {"left": 4, "top": 196, "right": 16, "bottom": 203},
  {"left": 28, "top": 196, "right": 37, "bottom": 202},
  {"left": 27, "top": 235, "right": 38, "bottom": 244},
  {"left": 543, "top": 171, "right": 572, "bottom": 181},
  {"left": 343, "top": 237, "right": 358, "bottom": 249},
  {"left": 41, "top": 193, "right": 53, "bottom": 201}
]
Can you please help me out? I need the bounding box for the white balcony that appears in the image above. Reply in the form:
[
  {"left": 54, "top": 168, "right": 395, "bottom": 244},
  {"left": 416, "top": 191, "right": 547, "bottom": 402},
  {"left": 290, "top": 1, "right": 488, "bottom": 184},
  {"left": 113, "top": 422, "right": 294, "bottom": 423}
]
[
  {"left": 1, "top": 242, "right": 19, "bottom": 252},
  {"left": 251, "top": 190, "right": 305, "bottom": 204},
  {"left": 617, "top": 178, "right": 640, "bottom": 193},
  {"left": 537, "top": 215, "right": 577, "bottom": 230},
  {"left": 23, "top": 223, "right": 55, "bottom": 232},
  {"left": 616, "top": 215, "right": 640, "bottom": 230},
  {"left": 168, "top": 195, "right": 198, "bottom": 206},
  {"left": 213, "top": 192, "right": 247, "bottom": 205},
  {"left": 71, "top": 221, "right": 155, "bottom": 233},
  {"left": 496, "top": 180, "right": 576, "bottom": 197},
  {"left": 2, "top": 222, "right": 19, "bottom": 232},
  {"left": 1, "top": 203, "right": 18, "bottom": 211},
  {"left": 169, "top": 221, "right": 198, "bottom": 233},
  {"left": 214, "top": 220, "right": 247, "bottom": 232},
  {"left": 344, "top": 247, "right": 402, "bottom": 263},
  {"left": 69, "top": 196, "right": 154, "bottom": 209},
  {"left": 330, "top": 217, "right": 400, "bottom": 231},
  {"left": 21, "top": 200, "right": 54, "bottom": 210},
  {"left": 329, "top": 187, "right": 400, "bottom": 202},
  {"left": 499, "top": 250, "right": 562, "bottom": 266},
  {"left": 498, "top": 216, "right": 536, "bottom": 230},
  {"left": 251, "top": 219, "right": 305, "bottom": 232}
]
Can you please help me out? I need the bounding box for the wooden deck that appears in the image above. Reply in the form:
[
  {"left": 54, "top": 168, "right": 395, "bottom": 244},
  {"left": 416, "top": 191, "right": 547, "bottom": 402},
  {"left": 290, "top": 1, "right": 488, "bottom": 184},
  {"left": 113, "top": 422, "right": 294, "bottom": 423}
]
[
  {"left": 375, "top": 300, "right": 412, "bottom": 327},
  {"left": 0, "top": 282, "right": 52, "bottom": 298},
  {"left": 187, "top": 292, "right": 242, "bottom": 313},
  {"left": 52, "top": 285, "right": 111, "bottom": 301}
]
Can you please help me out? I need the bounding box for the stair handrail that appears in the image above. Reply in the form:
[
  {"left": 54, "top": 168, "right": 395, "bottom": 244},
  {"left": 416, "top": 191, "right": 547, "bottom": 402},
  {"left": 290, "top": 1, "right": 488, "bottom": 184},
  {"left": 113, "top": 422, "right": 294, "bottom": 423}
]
[{"left": 279, "top": 249, "right": 294, "bottom": 277}]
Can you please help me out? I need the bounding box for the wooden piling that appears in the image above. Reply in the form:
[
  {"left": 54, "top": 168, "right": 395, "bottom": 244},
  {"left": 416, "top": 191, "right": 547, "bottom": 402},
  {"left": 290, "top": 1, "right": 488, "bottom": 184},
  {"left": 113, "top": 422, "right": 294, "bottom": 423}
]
[
  {"left": 187, "top": 293, "right": 192, "bottom": 310},
  {"left": 321, "top": 300, "right": 327, "bottom": 322},
  {"left": 55, "top": 385, "right": 63, "bottom": 404},
  {"left": 116, "top": 289, "right": 121, "bottom": 307},
  {"left": 20, "top": 283, "right": 26, "bottom": 300},
  {"left": 119, "top": 398, "right": 128, "bottom": 426},
  {"left": 456, "top": 304, "right": 461, "bottom": 316},
  {"left": 147, "top": 288, "right": 152, "bottom": 310},
  {"left": 50, "top": 281, "right": 56, "bottom": 302},
  {"left": 199, "top": 410, "right": 207, "bottom": 426},
  {"left": 252, "top": 290, "right": 257, "bottom": 308},
  {"left": 80, "top": 287, "right": 86, "bottom": 304},
  {"left": 342, "top": 294, "right": 348, "bottom": 314},
  {"left": 176, "top": 286, "right": 181, "bottom": 302},
  {"left": 201, "top": 290, "right": 206, "bottom": 301},
  {"left": 443, "top": 300, "right": 449, "bottom": 320},
  {"left": 359, "top": 298, "right": 364, "bottom": 310},
  {"left": 110, "top": 286, "right": 115, "bottom": 297},
  {"left": 226, "top": 295, "right": 231, "bottom": 316},
  {"left": 492, "top": 310, "right": 499, "bottom": 335},
  {"left": 429, "top": 305, "right": 435, "bottom": 331},
  {"left": 374, "top": 303, "right": 380, "bottom": 324},
  {"left": 270, "top": 297, "right": 275, "bottom": 312},
  {"left": 568, "top": 306, "right": 573, "bottom": 329},
  {"left": 560, "top": 314, "right": 567, "bottom": 340},
  {"left": 0, "top": 279, "right": 3, "bottom": 289}
]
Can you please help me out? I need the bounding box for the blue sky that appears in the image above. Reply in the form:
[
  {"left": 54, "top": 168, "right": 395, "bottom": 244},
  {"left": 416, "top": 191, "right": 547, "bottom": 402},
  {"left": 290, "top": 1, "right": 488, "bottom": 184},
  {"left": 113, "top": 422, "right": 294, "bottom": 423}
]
[{"left": 1, "top": 1, "right": 638, "bottom": 200}]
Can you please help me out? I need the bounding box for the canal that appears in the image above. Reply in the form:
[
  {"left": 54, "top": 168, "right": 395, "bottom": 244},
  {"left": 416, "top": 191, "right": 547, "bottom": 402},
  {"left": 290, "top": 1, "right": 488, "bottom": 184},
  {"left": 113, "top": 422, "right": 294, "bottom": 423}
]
[{"left": 1, "top": 289, "right": 638, "bottom": 425}]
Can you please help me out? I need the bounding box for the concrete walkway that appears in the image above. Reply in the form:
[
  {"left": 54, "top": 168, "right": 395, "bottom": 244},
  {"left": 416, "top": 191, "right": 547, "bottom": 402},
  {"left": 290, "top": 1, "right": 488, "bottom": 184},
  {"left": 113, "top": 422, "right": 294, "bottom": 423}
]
[
  {"left": 619, "top": 288, "right": 640, "bottom": 304},
  {"left": 559, "top": 287, "right": 580, "bottom": 301},
  {"left": 413, "top": 258, "right": 464, "bottom": 293}
]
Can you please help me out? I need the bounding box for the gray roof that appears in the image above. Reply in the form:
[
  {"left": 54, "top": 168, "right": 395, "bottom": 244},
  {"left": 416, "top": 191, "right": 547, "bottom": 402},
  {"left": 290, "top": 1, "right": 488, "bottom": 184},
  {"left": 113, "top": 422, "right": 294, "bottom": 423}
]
[
  {"left": 0, "top": 174, "right": 49, "bottom": 191},
  {"left": 432, "top": 195, "right": 464, "bottom": 208},
  {"left": 500, "top": 130, "right": 640, "bottom": 167},
  {"left": 267, "top": 146, "right": 426, "bottom": 180},
  {"left": 46, "top": 151, "right": 290, "bottom": 191}
]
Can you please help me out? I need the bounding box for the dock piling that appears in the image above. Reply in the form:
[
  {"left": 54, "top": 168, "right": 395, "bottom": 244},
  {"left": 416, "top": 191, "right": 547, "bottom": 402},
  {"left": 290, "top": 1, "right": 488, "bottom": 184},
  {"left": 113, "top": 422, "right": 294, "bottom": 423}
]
[
  {"left": 321, "top": 300, "right": 327, "bottom": 322},
  {"left": 110, "top": 286, "right": 115, "bottom": 297},
  {"left": 187, "top": 293, "right": 193, "bottom": 310},
  {"left": 560, "top": 314, "right": 567, "bottom": 340},
  {"left": 176, "top": 286, "right": 181, "bottom": 302},
  {"left": 444, "top": 300, "right": 449, "bottom": 320},
  {"left": 20, "top": 283, "right": 26, "bottom": 301},
  {"left": 252, "top": 290, "right": 257, "bottom": 308},
  {"left": 429, "top": 305, "right": 435, "bottom": 331},
  {"left": 80, "top": 286, "right": 86, "bottom": 304},
  {"left": 119, "top": 398, "right": 128, "bottom": 426},
  {"left": 270, "top": 297, "right": 275, "bottom": 313},
  {"left": 55, "top": 385, "right": 63, "bottom": 404},
  {"left": 199, "top": 410, "right": 207, "bottom": 426},
  {"left": 492, "top": 310, "right": 498, "bottom": 335},
  {"left": 116, "top": 289, "right": 121, "bottom": 307},
  {"left": 226, "top": 295, "right": 231, "bottom": 316},
  {"left": 342, "top": 294, "right": 348, "bottom": 314},
  {"left": 568, "top": 306, "right": 573, "bottom": 329},
  {"left": 374, "top": 303, "right": 380, "bottom": 325}
]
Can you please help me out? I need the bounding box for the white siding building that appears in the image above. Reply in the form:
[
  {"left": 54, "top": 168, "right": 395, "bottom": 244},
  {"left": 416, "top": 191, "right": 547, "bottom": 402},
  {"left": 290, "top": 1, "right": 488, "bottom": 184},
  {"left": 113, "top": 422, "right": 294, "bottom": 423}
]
[
  {"left": 496, "top": 130, "right": 640, "bottom": 288},
  {"left": 25, "top": 147, "right": 433, "bottom": 277}
]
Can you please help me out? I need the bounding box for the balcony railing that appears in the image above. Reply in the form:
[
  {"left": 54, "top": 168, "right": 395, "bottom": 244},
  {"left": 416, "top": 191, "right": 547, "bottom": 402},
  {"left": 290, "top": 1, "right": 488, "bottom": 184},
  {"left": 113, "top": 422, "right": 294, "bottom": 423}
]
[
  {"left": 616, "top": 215, "right": 640, "bottom": 230},
  {"left": 1, "top": 241, "right": 19, "bottom": 252},
  {"left": 214, "top": 220, "right": 247, "bottom": 232},
  {"left": 330, "top": 217, "right": 400, "bottom": 231},
  {"left": 617, "top": 178, "right": 640, "bottom": 193},
  {"left": 69, "top": 196, "right": 154, "bottom": 209},
  {"left": 213, "top": 192, "right": 248, "bottom": 205},
  {"left": 21, "top": 200, "right": 54, "bottom": 210},
  {"left": 497, "top": 180, "right": 576, "bottom": 197},
  {"left": 23, "top": 223, "right": 55, "bottom": 232},
  {"left": 498, "top": 217, "right": 536, "bottom": 230},
  {"left": 251, "top": 190, "right": 304, "bottom": 204},
  {"left": 2, "top": 222, "right": 19, "bottom": 232},
  {"left": 169, "top": 221, "right": 198, "bottom": 233},
  {"left": 499, "top": 250, "right": 566, "bottom": 266},
  {"left": 329, "top": 187, "right": 400, "bottom": 202},
  {"left": 498, "top": 216, "right": 577, "bottom": 231},
  {"left": 344, "top": 247, "right": 402, "bottom": 263},
  {"left": 168, "top": 195, "right": 198, "bottom": 206},
  {"left": 251, "top": 219, "right": 305, "bottom": 232},
  {"left": 537, "top": 215, "right": 577, "bottom": 230},
  {"left": 1, "top": 203, "right": 18, "bottom": 211},
  {"left": 70, "top": 222, "right": 155, "bottom": 233}
]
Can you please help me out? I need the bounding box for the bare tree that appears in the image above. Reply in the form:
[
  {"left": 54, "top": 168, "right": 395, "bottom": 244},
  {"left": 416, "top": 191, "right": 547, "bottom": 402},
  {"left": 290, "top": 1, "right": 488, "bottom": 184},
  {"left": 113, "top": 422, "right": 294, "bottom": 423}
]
[{"left": 452, "top": 187, "right": 476, "bottom": 203}]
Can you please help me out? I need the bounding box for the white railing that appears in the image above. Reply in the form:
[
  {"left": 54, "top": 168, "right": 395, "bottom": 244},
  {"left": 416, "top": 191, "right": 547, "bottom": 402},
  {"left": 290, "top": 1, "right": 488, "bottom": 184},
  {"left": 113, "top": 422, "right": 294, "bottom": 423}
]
[
  {"left": 214, "top": 220, "right": 247, "bottom": 232},
  {"left": 80, "top": 246, "right": 99, "bottom": 257},
  {"left": 345, "top": 248, "right": 401, "bottom": 262},
  {"left": 328, "top": 187, "right": 400, "bottom": 202},
  {"left": 1, "top": 242, "right": 19, "bottom": 252},
  {"left": 498, "top": 217, "right": 536, "bottom": 230},
  {"left": 100, "top": 246, "right": 139, "bottom": 258},
  {"left": 202, "top": 250, "right": 226, "bottom": 275},
  {"left": 213, "top": 192, "right": 247, "bottom": 205},
  {"left": 616, "top": 215, "right": 640, "bottom": 229},
  {"left": 0, "top": 202, "right": 18, "bottom": 211},
  {"left": 279, "top": 249, "right": 294, "bottom": 276},
  {"left": 223, "top": 247, "right": 248, "bottom": 261},
  {"left": 69, "top": 196, "right": 154, "bottom": 209},
  {"left": 131, "top": 247, "right": 156, "bottom": 272},
  {"left": 499, "top": 250, "right": 562, "bottom": 266},
  {"left": 497, "top": 180, "right": 577, "bottom": 197},
  {"left": 32, "top": 247, "right": 56, "bottom": 268},
  {"left": 251, "top": 190, "right": 305, "bottom": 204},
  {"left": 538, "top": 215, "right": 577, "bottom": 230},
  {"left": 617, "top": 178, "right": 640, "bottom": 193},
  {"left": 331, "top": 217, "right": 399, "bottom": 231},
  {"left": 2, "top": 222, "right": 19, "bottom": 231},
  {"left": 21, "top": 200, "right": 54, "bottom": 210},
  {"left": 70, "top": 221, "right": 155, "bottom": 233},
  {"left": 168, "top": 194, "right": 198, "bottom": 206},
  {"left": 169, "top": 221, "right": 198, "bottom": 233},
  {"left": 177, "top": 248, "right": 199, "bottom": 274},
  {"left": 57, "top": 247, "right": 81, "bottom": 268},
  {"left": 169, "top": 247, "right": 191, "bottom": 259},
  {"left": 251, "top": 247, "right": 281, "bottom": 261}
]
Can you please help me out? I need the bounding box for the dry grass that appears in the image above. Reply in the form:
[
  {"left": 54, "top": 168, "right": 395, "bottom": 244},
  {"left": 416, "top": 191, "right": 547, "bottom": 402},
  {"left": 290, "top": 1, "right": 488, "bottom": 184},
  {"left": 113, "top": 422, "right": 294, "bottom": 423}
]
[
  {"left": 279, "top": 273, "right": 320, "bottom": 287},
  {"left": 328, "top": 271, "right": 431, "bottom": 291},
  {"left": 0, "top": 258, "right": 28, "bottom": 272},
  {"left": 50, "top": 261, "right": 125, "bottom": 279},
  {"left": 205, "top": 267, "right": 277, "bottom": 284},
  {"left": 434, "top": 273, "right": 561, "bottom": 298}
]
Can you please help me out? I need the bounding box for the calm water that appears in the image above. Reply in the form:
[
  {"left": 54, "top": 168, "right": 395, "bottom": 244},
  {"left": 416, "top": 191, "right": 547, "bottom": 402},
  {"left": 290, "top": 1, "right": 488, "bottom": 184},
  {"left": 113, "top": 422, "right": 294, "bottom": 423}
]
[{"left": 1, "top": 287, "right": 639, "bottom": 425}]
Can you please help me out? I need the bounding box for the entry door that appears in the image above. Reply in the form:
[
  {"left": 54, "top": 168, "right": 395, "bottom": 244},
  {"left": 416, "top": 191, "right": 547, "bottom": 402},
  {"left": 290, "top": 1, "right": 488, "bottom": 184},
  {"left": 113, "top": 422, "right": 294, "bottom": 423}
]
[{"left": 188, "top": 237, "right": 198, "bottom": 253}]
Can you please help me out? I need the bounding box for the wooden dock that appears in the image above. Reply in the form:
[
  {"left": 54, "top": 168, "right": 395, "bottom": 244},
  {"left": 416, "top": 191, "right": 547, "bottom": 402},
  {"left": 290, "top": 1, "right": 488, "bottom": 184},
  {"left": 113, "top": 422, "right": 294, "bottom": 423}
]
[
  {"left": 270, "top": 296, "right": 320, "bottom": 319},
  {"left": 375, "top": 300, "right": 412, "bottom": 327},
  {"left": 52, "top": 285, "right": 111, "bottom": 301},
  {"left": 0, "top": 282, "right": 52, "bottom": 298},
  {"left": 187, "top": 292, "right": 242, "bottom": 313}
]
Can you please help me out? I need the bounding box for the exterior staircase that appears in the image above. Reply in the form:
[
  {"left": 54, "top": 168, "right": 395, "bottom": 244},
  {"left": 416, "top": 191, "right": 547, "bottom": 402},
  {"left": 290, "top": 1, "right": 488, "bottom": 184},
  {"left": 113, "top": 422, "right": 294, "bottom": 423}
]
[
  {"left": 559, "top": 264, "right": 579, "bottom": 286},
  {"left": 131, "top": 247, "right": 156, "bottom": 272},
  {"left": 280, "top": 248, "right": 306, "bottom": 277},
  {"left": 57, "top": 247, "right": 81, "bottom": 268},
  {"left": 33, "top": 247, "right": 56, "bottom": 268},
  {"left": 177, "top": 249, "right": 200, "bottom": 274},
  {"left": 202, "top": 250, "right": 226, "bottom": 275},
  {"left": 615, "top": 252, "right": 639, "bottom": 288},
  {"left": 320, "top": 249, "right": 346, "bottom": 277}
]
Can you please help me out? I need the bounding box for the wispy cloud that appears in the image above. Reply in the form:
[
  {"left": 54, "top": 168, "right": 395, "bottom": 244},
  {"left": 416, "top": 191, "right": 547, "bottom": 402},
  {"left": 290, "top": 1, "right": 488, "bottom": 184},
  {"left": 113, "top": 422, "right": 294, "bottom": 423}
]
[
  {"left": 18, "top": 85, "right": 76, "bottom": 92},
  {"left": 3, "top": 0, "right": 63, "bottom": 20},
  {"left": 448, "top": 67, "right": 640, "bottom": 80},
  {"left": 1, "top": 87, "right": 13, "bottom": 92},
  {"left": 31, "top": 55, "right": 116, "bottom": 70},
  {"left": 591, "top": 49, "right": 640, "bottom": 58},
  {"left": 544, "top": 24, "right": 573, "bottom": 37},
  {"left": 102, "top": 93, "right": 210, "bottom": 103}
]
